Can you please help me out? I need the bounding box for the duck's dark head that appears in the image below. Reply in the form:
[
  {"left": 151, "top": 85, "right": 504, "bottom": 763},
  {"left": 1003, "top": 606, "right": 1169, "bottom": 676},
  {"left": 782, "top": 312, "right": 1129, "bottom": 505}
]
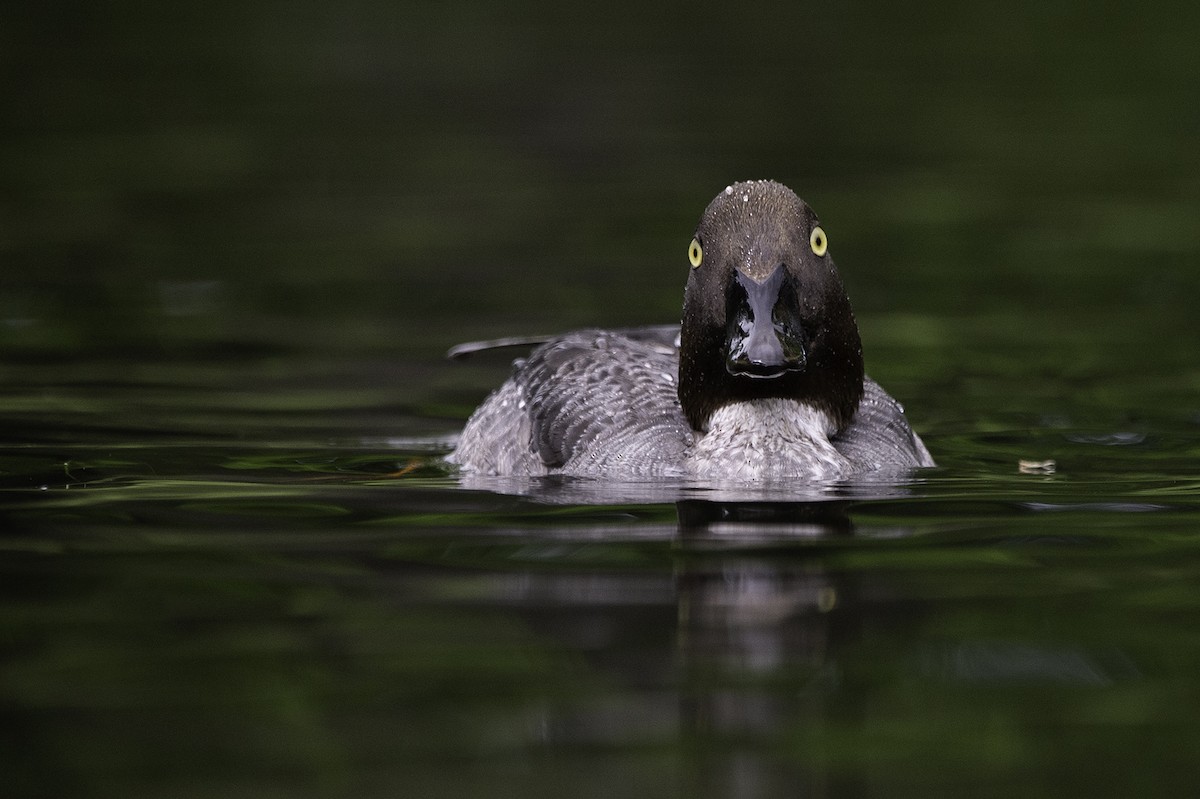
[{"left": 678, "top": 180, "right": 864, "bottom": 432}]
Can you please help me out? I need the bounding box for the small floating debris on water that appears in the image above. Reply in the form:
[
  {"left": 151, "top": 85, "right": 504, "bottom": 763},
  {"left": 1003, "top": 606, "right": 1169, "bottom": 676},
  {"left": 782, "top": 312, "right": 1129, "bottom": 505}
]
[{"left": 1019, "top": 459, "right": 1057, "bottom": 474}]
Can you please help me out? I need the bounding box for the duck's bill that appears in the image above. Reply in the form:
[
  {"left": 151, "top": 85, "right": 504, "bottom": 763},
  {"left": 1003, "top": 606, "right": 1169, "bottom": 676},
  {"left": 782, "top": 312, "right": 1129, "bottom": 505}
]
[{"left": 725, "top": 266, "right": 808, "bottom": 379}]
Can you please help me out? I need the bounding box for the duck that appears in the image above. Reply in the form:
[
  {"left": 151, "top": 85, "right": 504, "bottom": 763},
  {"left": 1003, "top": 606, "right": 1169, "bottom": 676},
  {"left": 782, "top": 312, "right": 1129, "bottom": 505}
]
[{"left": 446, "top": 180, "right": 934, "bottom": 481}]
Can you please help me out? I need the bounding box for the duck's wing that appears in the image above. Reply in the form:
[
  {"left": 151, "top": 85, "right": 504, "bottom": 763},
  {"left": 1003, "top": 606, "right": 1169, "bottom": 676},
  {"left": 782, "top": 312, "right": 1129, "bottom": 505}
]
[
  {"left": 518, "top": 330, "right": 693, "bottom": 475},
  {"left": 447, "top": 324, "right": 680, "bottom": 360},
  {"left": 833, "top": 377, "right": 935, "bottom": 469},
  {"left": 446, "top": 334, "right": 556, "bottom": 360}
]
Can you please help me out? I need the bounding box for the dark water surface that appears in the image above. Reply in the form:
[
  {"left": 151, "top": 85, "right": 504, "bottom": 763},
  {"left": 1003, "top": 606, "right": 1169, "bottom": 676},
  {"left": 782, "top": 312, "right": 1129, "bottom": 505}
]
[{"left": 5, "top": 2, "right": 1200, "bottom": 797}]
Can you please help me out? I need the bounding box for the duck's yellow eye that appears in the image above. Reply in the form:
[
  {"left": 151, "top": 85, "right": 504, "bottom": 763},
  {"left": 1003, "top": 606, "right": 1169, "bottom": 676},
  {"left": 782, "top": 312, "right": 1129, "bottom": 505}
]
[
  {"left": 688, "top": 238, "right": 703, "bottom": 268},
  {"left": 810, "top": 226, "right": 828, "bottom": 256}
]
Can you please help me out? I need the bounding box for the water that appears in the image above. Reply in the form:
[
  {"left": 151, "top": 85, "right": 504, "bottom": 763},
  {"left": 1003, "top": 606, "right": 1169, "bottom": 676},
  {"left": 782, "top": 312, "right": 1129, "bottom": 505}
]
[{"left": 5, "top": 2, "right": 1200, "bottom": 796}]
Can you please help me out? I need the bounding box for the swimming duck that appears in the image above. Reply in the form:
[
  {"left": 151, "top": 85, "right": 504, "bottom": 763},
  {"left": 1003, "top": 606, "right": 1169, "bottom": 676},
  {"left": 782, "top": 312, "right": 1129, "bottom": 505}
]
[{"left": 447, "top": 180, "right": 933, "bottom": 481}]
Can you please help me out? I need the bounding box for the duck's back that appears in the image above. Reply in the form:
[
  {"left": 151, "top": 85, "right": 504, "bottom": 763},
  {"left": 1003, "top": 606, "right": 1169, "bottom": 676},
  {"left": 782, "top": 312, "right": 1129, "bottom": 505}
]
[
  {"left": 833, "top": 378, "right": 935, "bottom": 471},
  {"left": 447, "top": 329, "right": 694, "bottom": 476},
  {"left": 448, "top": 328, "right": 933, "bottom": 479}
]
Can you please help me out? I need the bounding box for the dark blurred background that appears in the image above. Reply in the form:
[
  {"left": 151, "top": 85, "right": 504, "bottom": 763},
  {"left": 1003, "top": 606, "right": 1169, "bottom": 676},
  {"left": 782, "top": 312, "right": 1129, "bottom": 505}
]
[
  {"left": 3, "top": 1, "right": 1199, "bottom": 437},
  {"left": 6, "top": 5, "right": 1200, "bottom": 797}
]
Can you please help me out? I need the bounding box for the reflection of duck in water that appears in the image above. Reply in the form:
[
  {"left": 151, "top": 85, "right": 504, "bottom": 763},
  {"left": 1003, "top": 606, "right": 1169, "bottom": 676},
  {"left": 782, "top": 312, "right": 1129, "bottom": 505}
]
[{"left": 448, "top": 180, "right": 933, "bottom": 481}]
